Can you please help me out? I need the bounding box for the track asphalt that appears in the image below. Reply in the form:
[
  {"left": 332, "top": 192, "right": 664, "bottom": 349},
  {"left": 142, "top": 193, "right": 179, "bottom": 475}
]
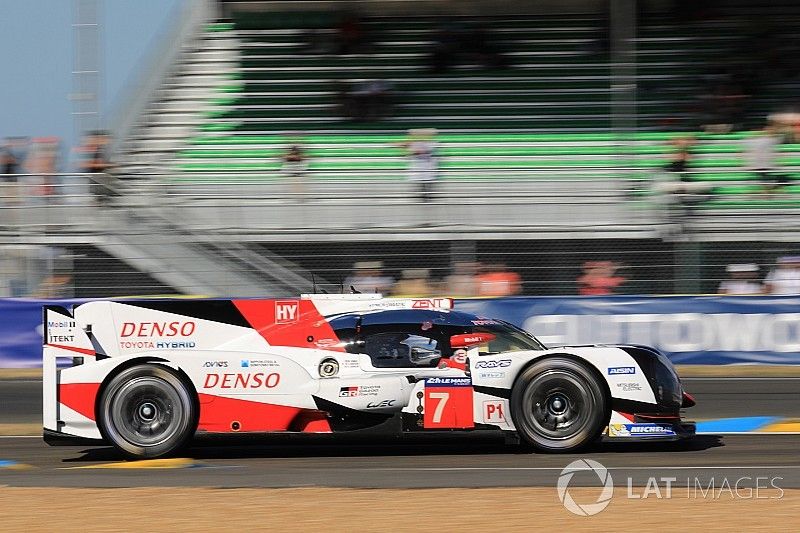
[{"left": 0, "top": 377, "right": 797, "bottom": 488}]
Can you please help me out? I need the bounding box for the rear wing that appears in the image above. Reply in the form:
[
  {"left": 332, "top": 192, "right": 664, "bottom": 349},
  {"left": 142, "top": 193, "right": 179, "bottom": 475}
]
[
  {"left": 303, "top": 294, "right": 454, "bottom": 315},
  {"left": 43, "top": 306, "right": 95, "bottom": 358},
  {"left": 42, "top": 306, "right": 96, "bottom": 432}
]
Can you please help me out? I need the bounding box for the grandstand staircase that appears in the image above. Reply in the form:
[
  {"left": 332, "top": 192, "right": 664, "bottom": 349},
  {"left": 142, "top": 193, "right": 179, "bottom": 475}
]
[
  {"left": 94, "top": 191, "right": 322, "bottom": 297},
  {"left": 117, "top": 22, "right": 241, "bottom": 174},
  {"left": 103, "top": 20, "right": 325, "bottom": 296}
]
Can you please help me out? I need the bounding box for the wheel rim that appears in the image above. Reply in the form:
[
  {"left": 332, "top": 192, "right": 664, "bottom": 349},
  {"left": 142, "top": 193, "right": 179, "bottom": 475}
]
[
  {"left": 520, "top": 369, "right": 595, "bottom": 440},
  {"left": 108, "top": 376, "right": 186, "bottom": 448}
]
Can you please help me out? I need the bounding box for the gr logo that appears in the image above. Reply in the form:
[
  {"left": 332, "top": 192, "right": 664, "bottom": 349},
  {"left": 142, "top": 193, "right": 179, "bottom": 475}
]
[
  {"left": 557, "top": 459, "right": 613, "bottom": 516},
  {"left": 275, "top": 301, "right": 299, "bottom": 324}
]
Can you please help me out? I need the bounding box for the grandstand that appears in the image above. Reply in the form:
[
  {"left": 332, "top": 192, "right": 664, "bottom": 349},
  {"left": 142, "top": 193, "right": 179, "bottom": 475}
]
[
  {"left": 6, "top": 0, "right": 800, "bottom": 298},
  {"left": 116, "top": 6, "right": 800, "bottom": 212}
]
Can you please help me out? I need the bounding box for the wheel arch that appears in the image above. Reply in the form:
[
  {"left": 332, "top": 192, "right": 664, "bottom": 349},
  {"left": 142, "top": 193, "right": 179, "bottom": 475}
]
[
  {"left": 94, "top": 356, "right": 200, "bottom": 439},
  {"left": 512, "top": 352, "right": 612, "bottom": 425}
]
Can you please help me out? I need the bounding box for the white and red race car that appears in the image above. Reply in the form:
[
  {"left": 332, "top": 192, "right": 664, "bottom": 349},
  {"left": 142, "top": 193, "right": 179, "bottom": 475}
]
[{"left": 43, "top": 294, "right": 695, "bottom": 458}]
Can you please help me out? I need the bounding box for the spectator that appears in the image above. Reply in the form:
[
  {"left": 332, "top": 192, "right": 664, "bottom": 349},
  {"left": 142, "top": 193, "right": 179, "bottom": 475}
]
[
  {"left": 25, "top": 137, "right": 59, "bottom": 203},
  {"left": 577, "top": 261, "right": 626, "bottom": 296},
  {"left": 718, "top": 263, "right": 762, "bottom": 295},
  {"left": 1, "top": 140, "right": 19, "bottom": 204},
  {"left": 654, "top": 135, "right": 710, "bottom": 214},
  {"left": 464, "top": 23, "right": 507, "bottom": 70},
  {"left": 744, "top": 124, "right": 791, "bottom": 192},
  {"left": 283, "top": 141, "right": 308, "bottom": 201},
  {"left": 335, "top": 12, "right": 368, "bottom": 55},
  {"left": 33, "top": 271, "right": 73, "bottom": 298},
  {"left": 663, "top": 136, "right": 695, "bottom": 175},
  {"left": 333, "top": 80, "right": 355, "bottom": 120},
  {"left": 446, "top": 261, "right": 478, "bottom": 297},
  {"left": 79, "top": 131, "right": 113, "bottom": 205},
  {"left": 476, "top": 263, "right": 521, "bottom": 297},
  {"left": 1, "top": 137, "right": 28, "bottom": 204},
  {"left": 763, "top": 256, "right": 800, "bottom": 295},
  {"left": 430, "top": 22, "right": 461, "bottom": 72},
  {"left": 1, "top": 140, "right": 18, "bottom": 176},
  {"left": 301, "top": 28, "right": 329, "bottom": 54},
  {"left": 699, "top": 72, "right": 749, "bottom": 133},
  {"left": 392, "top": 268, "right": 433, "bottom": 297},
  {"left": 768, "top": 110, "right": 800, "bottom": 142},
  {"left": 350, "top": 79, "right": 394, "bottom": 122},
  {"left": 429, "top": 21, "right": 507, "bottom": 72},
  {"left": 335, "top": 79, "right": 394, "bottom": 122},
  {"left": 344, "top": 261, "right": 394, "bottom": 294},
  {"left": 398, "top": 128, "right": 438, "bottom": 203}
]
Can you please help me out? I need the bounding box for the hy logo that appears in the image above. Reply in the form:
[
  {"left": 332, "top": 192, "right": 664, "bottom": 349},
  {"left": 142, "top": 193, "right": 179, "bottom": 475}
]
[
  {"left": 275, "top": 301, "right": 299, "bottom": 324},
  {"left": 557, "top": 459, "right": 614, "bottom": 516}
]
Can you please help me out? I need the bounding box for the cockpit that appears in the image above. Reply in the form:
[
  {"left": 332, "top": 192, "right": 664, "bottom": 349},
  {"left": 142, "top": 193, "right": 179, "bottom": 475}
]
[{"left": 329, "top": 309, "right": 545, "bottom": 368}]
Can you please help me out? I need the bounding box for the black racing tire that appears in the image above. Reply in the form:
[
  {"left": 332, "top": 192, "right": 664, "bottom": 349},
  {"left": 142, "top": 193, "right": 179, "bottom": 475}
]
[
  {"left": 98, "top": 364, "right": 196, "bottom": 459},
  {"left": 510, "top": 357, "right": 607, "bottom": 453}
]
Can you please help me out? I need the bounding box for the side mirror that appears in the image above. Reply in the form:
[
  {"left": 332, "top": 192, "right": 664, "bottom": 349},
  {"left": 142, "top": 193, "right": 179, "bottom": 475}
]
[
  {"left": 403, "top": 335, "right": 441, "bottom": 366},
  {"left": 450, "top": 332, "right": 496, "bottom": 349}
]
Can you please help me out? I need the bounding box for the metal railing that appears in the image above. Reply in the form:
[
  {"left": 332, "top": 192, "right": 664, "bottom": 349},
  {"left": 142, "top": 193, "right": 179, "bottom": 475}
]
[
  {"left": 3, "top": 171, "right": 800, "bottom": 239},
  {"left": 0, "top": 171, "right": 652, "bottom": 237},
  {"left": 1, "top": 171, "right": 800, "bottom": 297}
]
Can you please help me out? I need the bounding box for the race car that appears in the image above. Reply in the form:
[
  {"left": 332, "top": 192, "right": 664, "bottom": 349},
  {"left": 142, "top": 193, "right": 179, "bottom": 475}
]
[{"left": 42, "top": 294, "right": 695, "bottom": 458}]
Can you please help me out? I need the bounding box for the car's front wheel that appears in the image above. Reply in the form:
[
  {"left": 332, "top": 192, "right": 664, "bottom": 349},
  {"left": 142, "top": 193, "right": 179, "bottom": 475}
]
[
  {"left": 98, "top": 364, "right": 196, "bottom": 459},
  {"left": 511, "top": 357, "right": 607, "bottom": 452}
]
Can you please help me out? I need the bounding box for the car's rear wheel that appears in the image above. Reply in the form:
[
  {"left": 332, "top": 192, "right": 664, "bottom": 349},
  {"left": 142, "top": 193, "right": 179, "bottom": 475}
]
[
  {"left": 98, "top": 364, "right": 196, "bottom": 459},
  {"left": 511, "top": 357, "right": 607, "bottom": 452}
]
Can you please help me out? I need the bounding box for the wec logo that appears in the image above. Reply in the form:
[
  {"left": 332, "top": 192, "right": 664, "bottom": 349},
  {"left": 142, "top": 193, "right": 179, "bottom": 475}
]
[{"left": 366, "top": 399, "right": 395, "bottom": 408}]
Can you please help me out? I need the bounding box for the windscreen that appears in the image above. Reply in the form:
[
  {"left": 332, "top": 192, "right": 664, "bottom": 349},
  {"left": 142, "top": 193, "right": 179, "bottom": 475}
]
[{"left": 470, "top": 321, "right": 546, "bottom": 353}]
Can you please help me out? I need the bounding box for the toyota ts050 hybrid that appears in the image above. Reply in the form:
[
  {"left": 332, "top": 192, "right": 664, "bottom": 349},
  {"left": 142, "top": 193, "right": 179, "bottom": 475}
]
[{"left": 43, "top": 294, "right": 695, "bottom": 458}]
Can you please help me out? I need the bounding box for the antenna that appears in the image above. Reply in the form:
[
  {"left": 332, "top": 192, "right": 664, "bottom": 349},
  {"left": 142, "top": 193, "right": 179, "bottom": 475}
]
[
  {"left": 339, "top": 275, "right": 344, "bottom": 294},
  {"left": 312, "top": 273, "right": 317, "bottom": 294},
  {"left": 350, "top": 285, "right": 361, "bottom": 294}
]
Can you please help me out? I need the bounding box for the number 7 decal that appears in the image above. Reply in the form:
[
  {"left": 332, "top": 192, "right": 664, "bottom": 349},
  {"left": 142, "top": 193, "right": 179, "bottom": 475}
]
[
  {"left": 428, "top": 392, "right": 449, "bottom": 424},
  {"left": 423, "top": 378, "right": 474, "bottom": 429}
]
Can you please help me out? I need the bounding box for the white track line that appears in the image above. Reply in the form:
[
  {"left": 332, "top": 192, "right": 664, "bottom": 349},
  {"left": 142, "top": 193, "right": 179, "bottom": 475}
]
[
  {"left": 683, "top": 377, "right": 800, "bottom": 380},
  {"left": 372, "top": 465, "right": 800, "bottom": 471},
  {"left": 698, "top": 431, "right": 800, "bottom": 435}
]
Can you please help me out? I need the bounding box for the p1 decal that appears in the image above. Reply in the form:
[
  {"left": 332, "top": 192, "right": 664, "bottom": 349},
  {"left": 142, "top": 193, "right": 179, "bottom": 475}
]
[
  {"left": 423, "top": 377, "right": 474, "bottom": 429},
  {"left": 483, "top": 400, "right": 507, "bottom": 424}
]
